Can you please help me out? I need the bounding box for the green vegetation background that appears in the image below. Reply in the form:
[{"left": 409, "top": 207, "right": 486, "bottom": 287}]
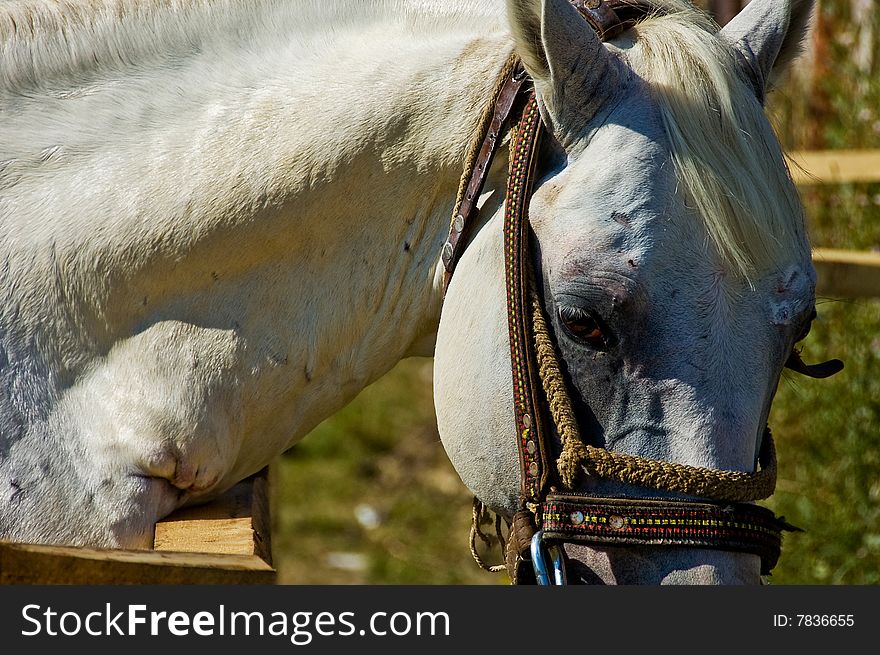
[{"left": 274, "top": 2, "right": 879, "bottom": 584}]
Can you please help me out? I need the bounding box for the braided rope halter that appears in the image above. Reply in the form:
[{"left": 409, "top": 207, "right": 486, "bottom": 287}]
[{"left": 443, "top": 0, "right": 840, "bottom": 585}]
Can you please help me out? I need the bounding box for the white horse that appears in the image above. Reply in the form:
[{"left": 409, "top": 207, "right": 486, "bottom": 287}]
[{"left": 0, "top": 0, "right": 817, "bottom": 584}]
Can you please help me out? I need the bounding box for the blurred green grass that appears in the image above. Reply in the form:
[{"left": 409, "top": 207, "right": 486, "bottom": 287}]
[
  {"left": 767, "top": 296, "right": 880, "bottom": 584},
  {"left": 274, "top": 359, "right": 497, "bottom": 584},
  {"left": 274, "top": 2, "right": 879, "bottom": 585}
]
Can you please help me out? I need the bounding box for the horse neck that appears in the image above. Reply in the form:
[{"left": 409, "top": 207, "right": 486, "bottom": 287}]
[
  {"left": 245, "top": 13, "right": 516, "bottom": 400},
  {"left": 1, "top": 2, "right": 516, "bottom": 443},
  {"left": 282, "top": 33, "right": 515, "bottom": 360}
]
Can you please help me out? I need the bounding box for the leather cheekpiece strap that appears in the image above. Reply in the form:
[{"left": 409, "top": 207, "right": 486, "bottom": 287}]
[
  {"left": 503, "top": 95, "right": 550, "bottom": 506},
  {"left": 441, "top": 63, "right": 528, "bottom": 293}
]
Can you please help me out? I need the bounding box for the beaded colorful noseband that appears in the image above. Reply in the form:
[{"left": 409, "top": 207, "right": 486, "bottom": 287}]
[{"left": 442, "top": 0, "right": 842, "bottom": 585}]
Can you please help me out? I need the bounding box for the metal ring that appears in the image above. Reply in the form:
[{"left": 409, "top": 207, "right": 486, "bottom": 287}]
[
  {"left": 548, "top": 544, "right": 568, "bottom": 585},
  {"left": 530, "top": 530, "right": 552, "bottom": 585},
  {"left": 531, "top": 531, "right": 568, "bottom": 585}
]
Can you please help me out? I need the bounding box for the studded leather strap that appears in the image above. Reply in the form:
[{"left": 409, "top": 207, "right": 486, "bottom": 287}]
[
  {"left": 541, "top": 495, "right": 799, "bottom": 575},
  {"left": 503, "top": 95, "right": 550, "bottom": 506}
]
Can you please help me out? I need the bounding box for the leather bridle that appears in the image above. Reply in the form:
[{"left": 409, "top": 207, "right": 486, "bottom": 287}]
[{"left": 441, "top": 0, "right": 842, "bottom": 585}]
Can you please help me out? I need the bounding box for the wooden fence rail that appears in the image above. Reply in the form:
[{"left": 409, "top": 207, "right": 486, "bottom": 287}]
[
  {"left": 786, "top": 149, "right": 880, "bottom": 298},
  {"left": 788, "top": 150, "right": 880, "bottom": 185},
  {"left": 813, "top": 248, "right": 880, "bottom": 299},
  {"left": 0, "top": 468, "right": 275, "bottom": 585}
]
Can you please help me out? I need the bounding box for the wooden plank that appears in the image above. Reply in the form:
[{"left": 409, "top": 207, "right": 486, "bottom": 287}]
[
  {"left": 1, "top": 467, "right": 276, "bottom": 585},
  {"left": 813, "top": 247, "right": 880, "bottom": 298},
  {"left": 154, "top": 467, "right": 272, "bottom": 565},
  {"left": 0, "top": 542, "right": 274, "bottom": 585},
  {"left": 787, "top": 150, "right": 880, "bottom": 185}
]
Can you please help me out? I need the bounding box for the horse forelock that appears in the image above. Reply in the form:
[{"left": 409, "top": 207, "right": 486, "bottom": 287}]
[{"left": 621, "top": 0, "right": 808, "bottom": 283}]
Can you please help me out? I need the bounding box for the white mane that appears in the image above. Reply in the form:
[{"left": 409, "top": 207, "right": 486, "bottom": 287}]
[
  {"left": 627, "top": 0, "right": 807, "bottom": 281},
  {"left": 0, "top": 0, "right": 504, "bottom": 92}
]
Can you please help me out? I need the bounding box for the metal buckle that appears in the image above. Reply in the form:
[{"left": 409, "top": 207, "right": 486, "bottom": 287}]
[{"left": 530, "top": 530, "right": 568, "bottom": 585}]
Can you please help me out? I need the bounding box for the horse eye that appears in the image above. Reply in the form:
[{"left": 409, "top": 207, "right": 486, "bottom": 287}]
[{"left": 558, "top": 307, "right": 607, "bottom": 348}]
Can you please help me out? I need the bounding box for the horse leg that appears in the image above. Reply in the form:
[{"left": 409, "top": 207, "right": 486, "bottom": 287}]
[{"left": 75, "top": 320, "right": 245, "bottom": 520}]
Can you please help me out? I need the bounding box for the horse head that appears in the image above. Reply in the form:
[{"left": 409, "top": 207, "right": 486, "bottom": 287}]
[{"left": 435, "top": 0, "right": 824, "bottom": 584}]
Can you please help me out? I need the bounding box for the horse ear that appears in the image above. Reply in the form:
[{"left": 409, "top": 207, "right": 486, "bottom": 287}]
[
  {"left": 720, "top": 0, "right": 815, "bottom": 102},
  {"left": 506, "top": 0, "right": 619, "bottom": 147}
]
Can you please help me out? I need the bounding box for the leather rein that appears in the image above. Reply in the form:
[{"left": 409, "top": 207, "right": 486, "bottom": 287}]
[{"left": 441, "top": 0, "right": 842, "bottom": 585}]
